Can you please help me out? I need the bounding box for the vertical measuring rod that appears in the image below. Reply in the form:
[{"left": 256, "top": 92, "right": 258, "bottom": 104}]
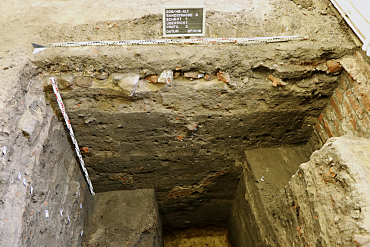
[{"left": 50, "top": 77, "right": 95, "bottom": 195}]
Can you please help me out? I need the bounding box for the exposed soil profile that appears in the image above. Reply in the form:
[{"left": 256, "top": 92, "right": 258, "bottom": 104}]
[{"left": 1, "top": 0, "right": 370, "bottom": 246}]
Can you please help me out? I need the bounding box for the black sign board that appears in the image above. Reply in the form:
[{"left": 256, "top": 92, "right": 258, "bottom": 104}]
[{"left": 163, "top": 6, "right": 206, "bottom": 37}]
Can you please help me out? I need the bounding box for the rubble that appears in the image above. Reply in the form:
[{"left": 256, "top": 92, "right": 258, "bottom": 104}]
[
  {"left": 145, "top": 74, "right": 158, "bottom": 84},
  {"left": 75, "top": 77, "right": 93, "bottom": 88},
  {"left": 217, "top": 71, "right": 230, "bottom": 83},
  {"left": 268, "top": 75, "right": 286, "bottom": 87},
  {"left": 326, "top": 60, "right": 343, "bottom": 74},
  {"left": 158, "top": 70, "right": 173, "bottom": 84}
]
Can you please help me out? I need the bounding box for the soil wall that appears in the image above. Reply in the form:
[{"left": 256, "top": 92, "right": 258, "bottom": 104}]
[
  {"left": 0, "top": 67, "right": 92, "bottom": 246},
  {"left": 33, "top": 46, "right": 343, "bottom": 229},
  {"left": 229, "top": 144, "right": 315, "bottom": 247},
  {"left": 229, "top": 52, "right": 370, "bottom": 247}
]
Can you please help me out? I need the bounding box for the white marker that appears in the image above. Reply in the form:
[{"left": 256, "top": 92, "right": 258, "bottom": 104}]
[{"left": 45, "top": 210, "right": 49, "bottom": 218}]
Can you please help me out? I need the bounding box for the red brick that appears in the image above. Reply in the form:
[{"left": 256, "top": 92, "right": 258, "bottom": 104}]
[
  {"left": 350, "top": 114, "right": 357, "bottom": 131},
  {"left": 330, "top": 97, "right": 342, "bottom": 120},
  {"left": 346, "top": 91, "right": 364, "bottom": 118},
  {"left": 318, "top": 113, "right": 324, "bottom": 123},
  {"left": 324, "top": 120, "right": 334, "bottom": 138},
  {"left": 145, "top": 74, "right": 158, "bottom": 83},
  {"left": 326, "top": 60, "right": 342, "bottom": 73},
  {"left": 334, "top": 88, "right": 343, "bottom": 103}
]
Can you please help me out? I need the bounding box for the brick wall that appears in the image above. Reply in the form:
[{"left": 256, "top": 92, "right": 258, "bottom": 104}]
[{"left": 315, "top": 53, "right": 370, "bottom": 142}]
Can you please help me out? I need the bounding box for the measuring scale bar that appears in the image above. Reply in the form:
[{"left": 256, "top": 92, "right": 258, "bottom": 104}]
[{"left": 32, "top": 35, "right": 308, "bottom": 54}]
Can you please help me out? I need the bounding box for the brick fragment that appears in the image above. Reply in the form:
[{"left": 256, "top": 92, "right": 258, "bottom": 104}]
[
  {"left": 145, "top": 74, "right": 158, "bottom": 83},
  {"left": 204, "top": 74, "right": 212, "bottom": 81},
  {"left": 326, "top": 60, "right": 342, "bottom": 73},
  {"left": 268, "top": 75, "right": 286, "bottom": 87},
  {"left": 318, "top": 113, "right": 324, "bottom": 123},
  {"left": 217, "top": 71, "right": 230, "bottom": 83}
]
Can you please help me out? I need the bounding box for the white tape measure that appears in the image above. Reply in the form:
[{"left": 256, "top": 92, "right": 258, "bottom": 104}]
[
  {"left": 50, "top": 77, "right": 95, "bottom": 195},
  {"left": 32, "top": 35, "right": 308, "bottom": 54}
]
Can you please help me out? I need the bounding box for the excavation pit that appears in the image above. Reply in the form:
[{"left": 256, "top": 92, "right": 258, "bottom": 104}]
[
  {"left": 8, "top": 3, "right": 370, "bottom": 246},
  {"left": 31, "top": 37, "right": 344, "bottom": 245}
]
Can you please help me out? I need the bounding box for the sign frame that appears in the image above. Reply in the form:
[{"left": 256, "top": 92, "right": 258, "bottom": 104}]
[{"left": 162, "top": 5, "right": 206, "bottom": 37}]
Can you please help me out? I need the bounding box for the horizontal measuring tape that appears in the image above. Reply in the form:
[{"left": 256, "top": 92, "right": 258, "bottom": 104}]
[{"left": 32, "top": 35, "right": 308, "bottom": 54}]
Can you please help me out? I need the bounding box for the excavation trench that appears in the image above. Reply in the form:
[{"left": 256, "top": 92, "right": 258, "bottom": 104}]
[
  {"left": 25, "top": 36, "right": 348, "bottom": 246},
  {"left": 4, "top": 1, "right": 369, "bottom": 245},
  {"left": 22, "top": 8, "right": 358, "bottom": 243}
]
